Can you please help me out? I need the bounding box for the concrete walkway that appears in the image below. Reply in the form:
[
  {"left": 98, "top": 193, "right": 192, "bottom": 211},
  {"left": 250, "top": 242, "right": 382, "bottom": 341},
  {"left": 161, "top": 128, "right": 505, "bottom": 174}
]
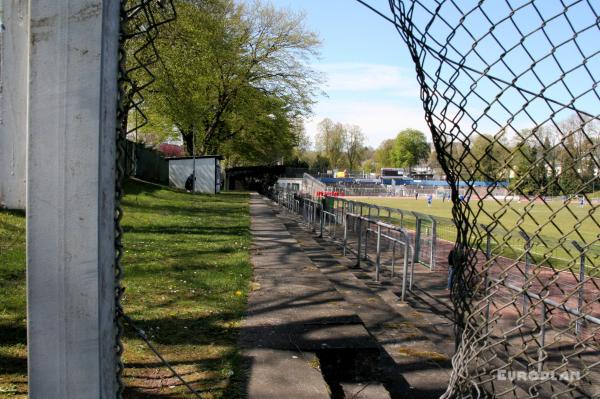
[{"left": 239, "top": 194, "right": 454, "bottom": 398}]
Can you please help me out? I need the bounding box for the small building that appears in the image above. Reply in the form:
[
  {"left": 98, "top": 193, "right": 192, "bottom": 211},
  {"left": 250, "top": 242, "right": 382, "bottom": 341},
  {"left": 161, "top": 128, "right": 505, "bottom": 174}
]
[
  {"left": 276, "top": 177, "right": 304, "bottom": 192},
  {"left": 167, "top": 155, "right": 223, "bottom": 194}
]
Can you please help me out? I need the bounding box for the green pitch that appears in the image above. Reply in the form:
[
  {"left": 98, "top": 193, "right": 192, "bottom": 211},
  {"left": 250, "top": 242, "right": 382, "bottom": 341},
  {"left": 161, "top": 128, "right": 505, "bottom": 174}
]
[
  {"left": 350, "top": 196, "right": 597, "bottom": 243},
  {"left": 347, "top": 196, "right": 599, "bottom": 271}
]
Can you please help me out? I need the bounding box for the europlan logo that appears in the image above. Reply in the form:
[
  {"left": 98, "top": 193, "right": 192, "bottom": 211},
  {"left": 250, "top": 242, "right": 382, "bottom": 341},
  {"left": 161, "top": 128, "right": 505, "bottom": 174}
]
[{"left": 495, "top": 369, "right": 581, "bottom": 382}]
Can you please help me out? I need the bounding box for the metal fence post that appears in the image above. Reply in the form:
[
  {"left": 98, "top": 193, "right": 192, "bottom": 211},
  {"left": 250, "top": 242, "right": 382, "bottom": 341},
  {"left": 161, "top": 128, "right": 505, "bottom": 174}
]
[
  {"left": 391, "top": 241, "right": 396, "bottom": 278},
  {"left": 356, "top": 217, "right": 362, "bottom": 268},
  {"left": 572, "top": 240, "right": 586, "bottom": 336},
  {"left": 319, "top": 206, "right": 324, "bottom": 238},
  {"left": 375, "top": 224, "right": 381, "bottom": 282},
  {"left": 364, "top": 220, "right": 369, "bottom": 260},
  {"left": 483, "top": 224, "right": 492, "bottom": 337},
  {"left": 520, "top": 231, "right": 531, "bottom": 316},
  {"left": 413, "top": 217, "right": 421, "bottom": 264},
  {"left": 401, "top": 238, "right": 409, "bottom": 301},
  {"left": 430, "top": 218, "right": 437, "bottom": 271},
  {"left": 343, "top": 214, "right": 348, "bottom": 256},
  {"left": 538, "top": 303, "right": 547, "bottom": 373}
]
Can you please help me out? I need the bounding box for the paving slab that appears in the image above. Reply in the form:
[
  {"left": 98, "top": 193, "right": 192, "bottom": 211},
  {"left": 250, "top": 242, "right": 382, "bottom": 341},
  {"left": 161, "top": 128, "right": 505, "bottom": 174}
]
[
  {"left": 240, "top": 194, "right": 384, "bottom": 399},
  {"left": 281, "top": 214, "right": 453, "bottom": 398},
  {"left": 243, "top": 349, "right": 329, "bottom": 399}
]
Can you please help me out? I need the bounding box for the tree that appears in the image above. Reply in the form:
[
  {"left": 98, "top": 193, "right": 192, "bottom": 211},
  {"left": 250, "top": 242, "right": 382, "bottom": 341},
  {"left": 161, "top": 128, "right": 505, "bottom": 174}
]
[
  {"left": 311, "top": 154, "right": 330, "bottom": 173},
  {"left": 145, "top": 0, "right": 322, "bottom": 163},
  {"left": 315, "top": 118, "right": 346, "bottom": 169},
  {"left": 345, "top": 125, "right": 366, "bottom": 171},
  {"left": 510, "top": 143, "right": 547, "bottom": 195},
  {"left": 391, "top": 129, "right": 430, "bottom": 169},
  {"left": 361, "top": 159, "right": 377, "bottom": 174},
  {"left": 374, "top": 139, "right": 394, "bottom": 170},
  {"left": 464, "top": 134, "right": 509, "bottom": 181}
]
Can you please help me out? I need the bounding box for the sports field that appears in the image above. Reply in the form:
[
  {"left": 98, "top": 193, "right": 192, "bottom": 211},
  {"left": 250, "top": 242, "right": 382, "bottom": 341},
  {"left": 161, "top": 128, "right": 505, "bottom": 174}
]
[
  {"left": 346, "top": 196, "right": 599, "bottom": 270},
  {"left": 349, "top": 196, "right": 598, "bottom": 243}
]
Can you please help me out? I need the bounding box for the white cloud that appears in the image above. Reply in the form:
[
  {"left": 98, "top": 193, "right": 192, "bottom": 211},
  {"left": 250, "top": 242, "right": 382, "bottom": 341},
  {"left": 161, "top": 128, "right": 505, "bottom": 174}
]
[
  {"left": 305, "top": 99, "right": 429, "bottom": 148},
  {"left": 304, "top": 62, "right": 428, "bottom": 148},
  {"left": 315, "top": 62, "right": 420, "bottom": 96}
]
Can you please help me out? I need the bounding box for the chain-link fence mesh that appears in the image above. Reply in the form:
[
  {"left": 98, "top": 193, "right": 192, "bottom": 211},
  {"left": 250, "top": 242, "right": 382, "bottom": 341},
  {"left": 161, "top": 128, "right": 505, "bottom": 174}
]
[
  {"left": 117, "top": 1, "right": 181, "bottom": 397},
  {"left": 386, "top": 0, "right": 600, "bottom": 397}
]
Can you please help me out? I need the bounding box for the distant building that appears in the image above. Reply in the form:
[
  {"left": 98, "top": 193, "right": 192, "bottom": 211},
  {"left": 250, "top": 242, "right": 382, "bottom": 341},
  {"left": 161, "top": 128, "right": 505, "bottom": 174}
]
[
  {"left": 381, "top": 167, "right": 406, "bottom": 177},
  {"left": 277, "top": 178, "right": 303, "bottom": 192}
]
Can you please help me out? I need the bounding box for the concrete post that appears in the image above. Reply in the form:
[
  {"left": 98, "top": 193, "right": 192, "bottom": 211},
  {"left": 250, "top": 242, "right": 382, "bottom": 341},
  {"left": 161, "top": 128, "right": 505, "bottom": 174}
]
[
  {"left": 27, "top": 1, "right": 119, "bottom": 398},
  {"left": 0, "top": 0, "right": 28, "bottom": 209}
]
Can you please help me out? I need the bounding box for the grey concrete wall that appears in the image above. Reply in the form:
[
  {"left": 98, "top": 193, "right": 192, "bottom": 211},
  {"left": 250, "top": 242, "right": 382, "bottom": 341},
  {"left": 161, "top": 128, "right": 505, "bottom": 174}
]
[
  {"left": 26, "top": 1, "right": 119, "bottom": 398},
  {"left": 169, "top": 158, "right": 217, "bottom": 194},
  {"left": 0, "top": 0, "right": 28, "bottom": 209}
]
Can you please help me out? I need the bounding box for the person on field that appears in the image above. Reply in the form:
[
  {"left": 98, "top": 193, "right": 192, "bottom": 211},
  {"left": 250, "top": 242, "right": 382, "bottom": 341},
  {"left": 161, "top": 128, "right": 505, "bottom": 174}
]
[{"left": 427, "top": 193, "right": 433, "bottom": 207}]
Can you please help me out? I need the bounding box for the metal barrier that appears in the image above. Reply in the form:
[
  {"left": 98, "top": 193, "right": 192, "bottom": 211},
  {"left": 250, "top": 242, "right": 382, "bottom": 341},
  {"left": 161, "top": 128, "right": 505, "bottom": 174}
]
[
  {"left": 274, "top": 190, "right": 417, "bottom": 301},
  {"left": 272, "top": 191, "right": 600, "bottom": 332},
  {"left": 331, "top": 196, "right": 441, "bottom": 270}
]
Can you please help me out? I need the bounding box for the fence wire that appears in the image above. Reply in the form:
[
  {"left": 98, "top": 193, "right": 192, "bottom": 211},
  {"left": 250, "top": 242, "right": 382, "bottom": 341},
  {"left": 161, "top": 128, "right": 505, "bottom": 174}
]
[
  {"left": 385, "top": 1, "right": 600, "bottom": 398},
  {"left": 117, "top": 1, "right": 196, "bottom": 397}
]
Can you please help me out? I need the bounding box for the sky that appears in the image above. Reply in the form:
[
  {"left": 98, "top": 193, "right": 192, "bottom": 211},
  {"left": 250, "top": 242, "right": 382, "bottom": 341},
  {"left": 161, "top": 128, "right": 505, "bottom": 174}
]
[
  {"left": 268, "top": 0, "right": 600, "bottom": 149},
  {"left": 269, "top": 0, "right": 428, "bottom": 148}
]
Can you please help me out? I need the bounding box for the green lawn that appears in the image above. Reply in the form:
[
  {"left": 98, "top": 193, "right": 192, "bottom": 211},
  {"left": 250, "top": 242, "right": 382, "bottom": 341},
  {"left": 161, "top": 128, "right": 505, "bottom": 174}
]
[
  {"left": 0, "top": 179, "right": 252, "bottom": 398},
  {"left": 345, "top": 196, "right": 599, "bottom": 271},
  {"left": 349, "top": 196, "right": 597, "bottom": 241},
  {"left": 0, "top": 210, "right": 26, "bottom": 398}
]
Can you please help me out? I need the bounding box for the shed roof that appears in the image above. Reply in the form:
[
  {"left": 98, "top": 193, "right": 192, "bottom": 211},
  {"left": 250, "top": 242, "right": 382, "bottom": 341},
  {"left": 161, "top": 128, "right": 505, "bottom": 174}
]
[{"left": 165, "top": 155, "right": 223, "bottom": 161}]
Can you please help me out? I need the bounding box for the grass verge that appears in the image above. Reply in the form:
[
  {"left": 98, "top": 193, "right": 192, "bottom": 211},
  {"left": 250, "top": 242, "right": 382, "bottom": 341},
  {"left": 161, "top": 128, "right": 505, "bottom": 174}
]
[{"left": 0, "top": 179, "right": 252, "bottom": 398}]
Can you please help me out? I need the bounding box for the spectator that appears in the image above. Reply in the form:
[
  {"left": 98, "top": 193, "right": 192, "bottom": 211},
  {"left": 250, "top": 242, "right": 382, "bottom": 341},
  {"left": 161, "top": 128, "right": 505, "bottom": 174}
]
[{"left": 185, "top": 173, "right": 195, "bottom": 192}]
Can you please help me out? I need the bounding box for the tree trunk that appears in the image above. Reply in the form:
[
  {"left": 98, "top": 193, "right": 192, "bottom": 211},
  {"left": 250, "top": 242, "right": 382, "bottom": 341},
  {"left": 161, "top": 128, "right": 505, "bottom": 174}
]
[{"left": 182, "top": 130, "right": 194, "bottom": 156}]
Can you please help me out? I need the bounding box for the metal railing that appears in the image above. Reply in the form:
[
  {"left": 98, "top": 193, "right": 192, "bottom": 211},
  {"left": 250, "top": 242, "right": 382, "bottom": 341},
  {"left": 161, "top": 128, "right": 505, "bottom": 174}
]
[
  {"left": 273, "top": 190, "right": 600, "bottom": 338},
  {"left": 276, "top": 191, "right": 416, "bottom": 301}
]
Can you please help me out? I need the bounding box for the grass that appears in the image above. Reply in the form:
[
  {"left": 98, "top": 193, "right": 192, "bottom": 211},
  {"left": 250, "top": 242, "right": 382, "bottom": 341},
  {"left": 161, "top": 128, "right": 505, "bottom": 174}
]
[
  {"left": 345, "top": 196, "right": 599, "bottom": 271},
  {"left": 0, "top": 210, "right": 26, "bottom": 398},
  {"left": 0, "top": 179, "right": 252, "bottom": 398},
  {"left": 348, "top": 196, "right": 598, "bottom": 242}
]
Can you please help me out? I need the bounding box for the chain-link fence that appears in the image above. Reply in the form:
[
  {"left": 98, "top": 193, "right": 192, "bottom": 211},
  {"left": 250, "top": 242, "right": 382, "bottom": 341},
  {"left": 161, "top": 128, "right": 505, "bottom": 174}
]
[
  {"left": 383, "top": 1, "right": 600, "bottom": 397},
  {"left": 116, "top": 2, "right": 207, "bottom": 398}
]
